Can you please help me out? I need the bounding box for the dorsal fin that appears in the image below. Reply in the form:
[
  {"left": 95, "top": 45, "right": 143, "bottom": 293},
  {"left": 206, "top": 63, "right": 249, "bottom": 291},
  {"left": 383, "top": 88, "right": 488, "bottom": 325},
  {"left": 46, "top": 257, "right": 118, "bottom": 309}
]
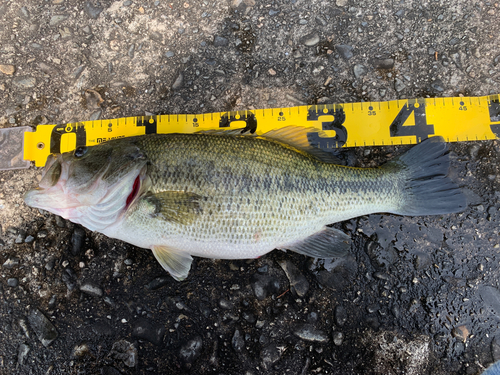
[
  {"left": 196, "top": 128, "right": 252, "bottom": 136},
  {"left": 261, "top": 126, "right": 342, "bottom": 164},
  {"left": 198, "top": 126, "right": 341, "bottom": 164}
]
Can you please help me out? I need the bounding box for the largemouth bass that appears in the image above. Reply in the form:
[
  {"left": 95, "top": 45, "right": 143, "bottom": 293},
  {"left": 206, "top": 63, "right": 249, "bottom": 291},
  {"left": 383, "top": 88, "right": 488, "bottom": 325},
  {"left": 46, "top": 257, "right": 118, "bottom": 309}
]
[{"left": 24, "top": 127, "right": 466, "bottom": 281}]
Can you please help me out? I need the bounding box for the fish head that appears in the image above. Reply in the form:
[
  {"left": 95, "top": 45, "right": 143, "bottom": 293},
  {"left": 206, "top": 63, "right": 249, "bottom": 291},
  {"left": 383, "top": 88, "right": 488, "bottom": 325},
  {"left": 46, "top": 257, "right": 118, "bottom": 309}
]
[{"left": 24, "top": 139, "right": 148, "bottom": 230}]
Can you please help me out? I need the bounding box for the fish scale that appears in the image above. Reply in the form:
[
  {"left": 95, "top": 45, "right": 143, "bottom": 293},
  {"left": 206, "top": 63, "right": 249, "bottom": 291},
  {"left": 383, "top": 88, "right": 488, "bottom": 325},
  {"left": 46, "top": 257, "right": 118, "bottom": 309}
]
[{"left": 117, "top": 134, "right": 398, "bottom": 253}]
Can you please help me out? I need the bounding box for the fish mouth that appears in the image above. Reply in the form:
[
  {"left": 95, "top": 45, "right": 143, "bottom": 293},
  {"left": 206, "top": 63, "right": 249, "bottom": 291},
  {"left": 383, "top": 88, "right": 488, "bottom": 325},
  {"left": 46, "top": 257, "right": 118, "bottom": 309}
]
[
  {"left": 24, "top": 153, "right": 148, "bottom": 223},
  {"left": 24, "top": 154, "right": 73, "bottom": 211}
]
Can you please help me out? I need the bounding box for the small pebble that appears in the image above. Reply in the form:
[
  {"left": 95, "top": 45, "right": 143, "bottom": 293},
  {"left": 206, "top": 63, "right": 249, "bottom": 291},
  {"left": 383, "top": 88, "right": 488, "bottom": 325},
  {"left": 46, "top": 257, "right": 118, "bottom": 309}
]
[
  {"left": 315, "top": 16, "right": 327, "bottom": 26},
  {"left": 257, "top": 265, "right": 268, "bottom": 274},
  {"left": 48, "top": 295, "right": 57, "bottom": 310},
  {"left": 55, "top": 216, "right": 66, "bottom": 228},
  {"left": 108, "top": 340, "right": 137, "bottom": 367},
  {"left": 3, "top": 258, "right": 19, "bottom": 269},
  {"left": 71, "top": 227, "right": 86, "bottom": 255},
  {"left": 293, "top": 324, "right": 329, "bottom": 343},
  {"left": 13, "top": 77, "right": 36, "bottom": 89},
  {"left": 213, "top": 36, "right": 229, "bottom": 47},
  {"left": 278, "top": 260, "right": 309, "bottom": 297},
  {"left": 232, "top": 329, "right": 245, "bottom": 352},
  {"left": 73, "top": 343, "right": 89, "bottom": 357},
  {"left": 49, "top": 15, "right": 68, "bottom": 26},
  {"left": 256, "top": 320, "right": 266, "bottom": 329},
  {"left": 431, "top": 79, "right": 444, "bottom": 92},
  {"left": 367, "top": 303, "right": 380, "bottom": 314},
  {"left": 132, "top": 318, "right": 165, "bottom": 345},
  {"left": 372, "top": 58, "right": 394, "bottom": 70},
  {"left": 242, "top": 311, "right": 256, "bottom": 324},
  {"left": 452, "top": 325, "right": 469, "bottom": 342},
  {"left": 219, "top": 299, "right": 233, "bottom": 310},
  {"left": 179, "top": 337, "right": 203, "bottom": 364},
  {"left": 20, "top": 6, "right": 30, "bottom": 19},
  {"left": 301, "top": 32, "right": 320, "bottom": 46},
  {"left": 0, "top": 64, "right": 15, "bottom": 75},
  {"left": 17, "top": 343, "right": 29, "bottom": 365},
  {"left": 392, "top": 305, "right": 400, "bottom": 318},
  {"left": 395, "top": 77, "right": 406, "bottom": 92},
  {"left": 172, "top": 73, "right": 183, "bottom": 90},
  {"left": 84, "top": 1, "right": 104, "bottom": 19},
  {"left": 261, "top": 344, "right": 282, "bottom": 370},
  {"left": 373, "top": 271, "right": 390, "bottom": 280},
  {"left": 335, "top": 305, "right": 347, "bottom": 326},
  {"left": 79, "top": 283, "right": 103, "bottom": 297},
  {"left": 45, "top": 258, "right": 56, "bottom": 271},
  {"left": 7, "top": 278, "right": 19, "bottom": 287},
  {"left": 336, "top": 44, "right": 353, "bottom": 60},
  {"left": 353, "top": 64, "right": 367, "bottom": 78},
  {"left": 28, "top": 309, "right": 58, "bottom": 347},
  {"left": 333, "top": 331, "right": 344, "bottom": 346},
  {"left": 145, "top": 276, "right": 170, "bottom": 290}
]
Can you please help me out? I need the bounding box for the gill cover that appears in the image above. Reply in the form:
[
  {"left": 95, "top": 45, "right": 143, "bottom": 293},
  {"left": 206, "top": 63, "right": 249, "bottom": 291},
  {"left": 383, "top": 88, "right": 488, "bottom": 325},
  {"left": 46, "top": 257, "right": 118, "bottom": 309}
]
[{"left": 24, "top": 139, "right": 149, "bottom": 231}]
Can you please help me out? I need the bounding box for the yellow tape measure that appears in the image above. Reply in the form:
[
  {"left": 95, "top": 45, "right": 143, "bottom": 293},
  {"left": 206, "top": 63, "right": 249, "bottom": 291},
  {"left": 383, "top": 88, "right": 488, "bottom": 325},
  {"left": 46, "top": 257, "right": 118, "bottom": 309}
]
[{"left": 24, "top": 95, "right": 500, "bottom": 167}]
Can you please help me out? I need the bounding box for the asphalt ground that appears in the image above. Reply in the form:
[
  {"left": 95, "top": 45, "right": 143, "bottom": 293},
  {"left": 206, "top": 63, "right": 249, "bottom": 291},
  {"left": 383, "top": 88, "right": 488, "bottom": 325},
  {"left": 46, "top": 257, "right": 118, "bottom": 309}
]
[{"left": 0, "top": 1, "right": 499, "bottom": 374}]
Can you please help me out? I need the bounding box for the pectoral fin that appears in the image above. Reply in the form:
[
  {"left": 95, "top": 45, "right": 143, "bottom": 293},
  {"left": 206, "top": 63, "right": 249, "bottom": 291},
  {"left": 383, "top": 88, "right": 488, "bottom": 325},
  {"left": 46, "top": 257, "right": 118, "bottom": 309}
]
[
  {"left": 145, "top": 191, "right": 202, "bottom": 225},
  {"left": 281, "top": 227, "right": 351, "bottom": 258},
  {"left": 151, "top": 245, "right": 193, "bottom": 281}
]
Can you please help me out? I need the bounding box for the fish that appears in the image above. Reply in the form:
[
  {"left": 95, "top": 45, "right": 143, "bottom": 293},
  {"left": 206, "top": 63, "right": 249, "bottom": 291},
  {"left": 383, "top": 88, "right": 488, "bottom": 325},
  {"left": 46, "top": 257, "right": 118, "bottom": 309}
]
[
  {"left": 481, "top": 360, "right": 500, "bottom": 375},
  {"left": 24, "top": 127, "right": 466, "bottom": 281}
]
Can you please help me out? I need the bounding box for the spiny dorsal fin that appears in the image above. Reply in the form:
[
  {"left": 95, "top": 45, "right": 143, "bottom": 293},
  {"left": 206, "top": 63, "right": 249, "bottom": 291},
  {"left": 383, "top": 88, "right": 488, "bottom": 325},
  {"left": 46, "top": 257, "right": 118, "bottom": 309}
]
[
  {"left": 145, "top": 191, "right": 202, "bottom": 225},
  {"left": 152, "top": 245, "right": 193, "bottom": 281},
  {"left": 199, "top": 126, "right": 341, "bottom": 164},
  {"left": 261, "top": 126, "right": 342, "bottom": 164}
]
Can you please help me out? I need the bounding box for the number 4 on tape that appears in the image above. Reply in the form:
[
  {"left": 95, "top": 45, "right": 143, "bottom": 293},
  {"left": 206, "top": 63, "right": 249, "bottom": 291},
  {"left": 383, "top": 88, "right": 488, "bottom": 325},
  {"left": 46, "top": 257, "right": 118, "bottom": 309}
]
[{"left": 389, "top": 99, "right": 435, "bottom": 142}]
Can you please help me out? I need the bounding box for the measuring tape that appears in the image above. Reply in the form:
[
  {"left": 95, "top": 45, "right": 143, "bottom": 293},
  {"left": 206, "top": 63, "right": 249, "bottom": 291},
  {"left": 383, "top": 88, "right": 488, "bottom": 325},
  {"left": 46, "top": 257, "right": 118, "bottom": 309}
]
[{"left": 11, "top": 94, "right": 500, "bottom": 168}]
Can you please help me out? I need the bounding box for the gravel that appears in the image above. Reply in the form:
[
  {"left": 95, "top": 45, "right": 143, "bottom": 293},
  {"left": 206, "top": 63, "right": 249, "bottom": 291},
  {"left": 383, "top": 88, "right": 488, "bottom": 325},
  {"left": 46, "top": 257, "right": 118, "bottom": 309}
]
[{"left": 0, "top": 0, "right": 499, "bottom": 374}]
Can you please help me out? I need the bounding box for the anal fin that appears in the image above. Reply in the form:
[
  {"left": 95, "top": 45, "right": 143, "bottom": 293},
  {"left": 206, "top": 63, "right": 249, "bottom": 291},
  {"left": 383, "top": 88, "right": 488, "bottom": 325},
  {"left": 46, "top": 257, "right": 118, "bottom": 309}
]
[
  {"left": 151, "top": 245, "right": 193, "bottom": 281},
  {"left": 281, "top": 227, "right": 351, "bottom": 258}
]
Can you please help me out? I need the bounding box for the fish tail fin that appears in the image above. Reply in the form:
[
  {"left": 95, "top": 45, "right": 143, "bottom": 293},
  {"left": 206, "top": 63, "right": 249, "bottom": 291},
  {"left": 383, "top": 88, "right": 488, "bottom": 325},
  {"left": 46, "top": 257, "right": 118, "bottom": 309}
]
[{"left": 384, "top": 137, "right": 466, "bottom": 216}]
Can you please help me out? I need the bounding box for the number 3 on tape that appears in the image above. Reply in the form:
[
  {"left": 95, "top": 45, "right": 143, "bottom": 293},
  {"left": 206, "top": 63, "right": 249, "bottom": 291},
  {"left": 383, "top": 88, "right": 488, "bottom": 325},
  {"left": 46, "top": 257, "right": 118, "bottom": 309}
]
[{"left": 389, "top": 99, "right": 435, "bottom": 142}]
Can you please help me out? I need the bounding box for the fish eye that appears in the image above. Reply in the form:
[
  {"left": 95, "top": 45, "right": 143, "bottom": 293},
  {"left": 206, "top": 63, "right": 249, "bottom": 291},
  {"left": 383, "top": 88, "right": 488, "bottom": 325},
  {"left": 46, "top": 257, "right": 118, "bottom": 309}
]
[{"left": 74, "top": 146, "right": 88, "bottom": 158}]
